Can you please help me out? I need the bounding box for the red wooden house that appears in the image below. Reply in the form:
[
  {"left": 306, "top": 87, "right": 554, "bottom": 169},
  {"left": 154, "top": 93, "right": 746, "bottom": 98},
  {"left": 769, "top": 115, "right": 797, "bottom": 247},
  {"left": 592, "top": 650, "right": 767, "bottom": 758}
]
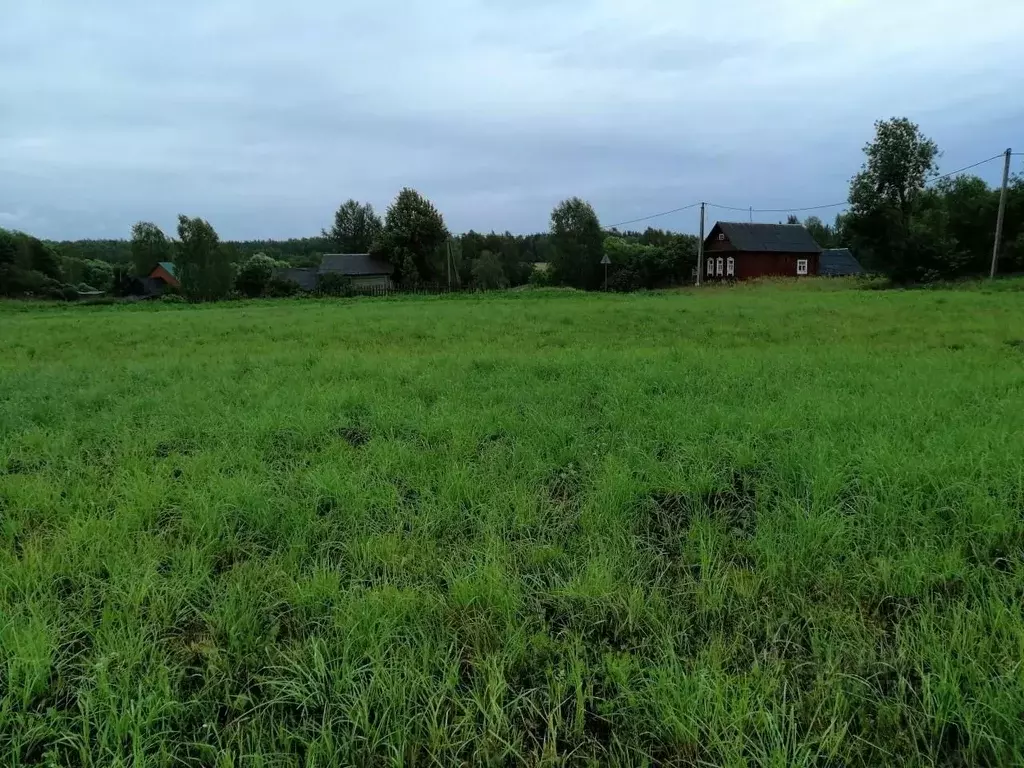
[
  {"left": 702, "top": 222, "right": 821, "bottom": 281},
  {"left": 148, "top": 261, "right": 180, "bottom": 289}
]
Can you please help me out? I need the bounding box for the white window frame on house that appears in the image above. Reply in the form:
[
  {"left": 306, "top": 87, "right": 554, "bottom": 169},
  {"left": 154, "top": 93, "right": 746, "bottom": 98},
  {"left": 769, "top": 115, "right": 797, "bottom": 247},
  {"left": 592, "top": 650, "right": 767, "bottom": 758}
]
[
  {"left": 706, "top": 258, "right": 714, "bottom": 276},
  {"left": 796, "top": 259, "right": 809, "bottom": 276},
  {"left": 726, "top": 257, "right": 735, "bottom": 277},
  {"left": 718, "top": 233, "right": 726, "bottom": 241},
  {"left": 716, "top": 257, "right": 724, "bottom": 276}
]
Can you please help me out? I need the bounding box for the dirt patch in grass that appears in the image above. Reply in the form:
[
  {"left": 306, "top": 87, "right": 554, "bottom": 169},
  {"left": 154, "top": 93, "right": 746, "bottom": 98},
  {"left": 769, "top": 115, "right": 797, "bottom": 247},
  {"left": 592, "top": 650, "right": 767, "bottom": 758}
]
[
  {"left": 636, "top": 491, "right": 694, "bottom": 559},
  {"left": 546, "top": 463, "right": 585, "bottom": 507},
  {"left": 965, "top": 529, "right": 1024, "bottom": 572},
  {"left": 167, "top": 614, "right": 217, "bottom": 698},
  {"left": 637, "top": 468, "right": 760, "bottom": 554},
  {"left": 4, "top": 453, "right": 48, "bottom": 475},
  {"left": 705, "top": 469, "right": 759, "bottom": 536},
  {"left": 862, "top": 594, "right": 921, "bottom": 635},
  {"left": 536, "top": 593, "right": 647, "bottom": 654},
  {"left": 502, "top": 633, "right": 621, "bottom": 761},
  {"left": 335, "top": 425, "right": 370, "bottom": 447},
  {"left": 315, "top": 496, "right": 338, "bottom": 517},
  {"left": 208, "top": 524, "right": 273, "bottom": 578},
  {"left": 154, "top": 436, "right": 200, "bottom": 458},
  {"left": 476, "top": 429, "right": 512, "bottom": 458}
]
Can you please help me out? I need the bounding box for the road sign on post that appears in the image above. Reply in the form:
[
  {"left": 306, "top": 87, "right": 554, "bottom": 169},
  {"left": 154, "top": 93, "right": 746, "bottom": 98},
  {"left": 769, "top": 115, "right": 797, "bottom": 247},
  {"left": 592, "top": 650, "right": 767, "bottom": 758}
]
[{"left": 601, "top": 254, "right": 611, "bottom": 290}]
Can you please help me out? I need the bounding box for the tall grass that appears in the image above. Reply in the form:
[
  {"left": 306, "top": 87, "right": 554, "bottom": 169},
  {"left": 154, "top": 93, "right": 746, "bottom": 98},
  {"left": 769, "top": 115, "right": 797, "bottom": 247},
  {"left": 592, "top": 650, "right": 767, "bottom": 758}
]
[{"left": 2, "top": 281, "right": 1024, "bottom": 765}]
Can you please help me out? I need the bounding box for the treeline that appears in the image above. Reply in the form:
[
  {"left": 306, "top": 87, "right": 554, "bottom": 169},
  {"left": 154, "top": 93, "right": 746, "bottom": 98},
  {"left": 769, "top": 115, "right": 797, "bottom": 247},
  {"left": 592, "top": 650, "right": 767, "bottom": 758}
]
[
  {"left": 1, "top": 186, "right": 697, "bottom": 300},
  {"left": 0, "top": 229, "right": 117, "bottom": 300},
  {"left": 47, "top": 237, "right": 340, "bottom": 270},
  {"left": 4, "top": 116, "right": 1021, "bottom": 300}
]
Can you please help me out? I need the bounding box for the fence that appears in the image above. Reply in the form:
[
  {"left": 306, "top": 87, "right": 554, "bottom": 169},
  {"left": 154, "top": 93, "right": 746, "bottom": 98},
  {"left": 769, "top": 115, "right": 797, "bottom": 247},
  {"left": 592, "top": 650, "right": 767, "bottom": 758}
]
[{"left": 320, "top": 282, "right": 468, "bottom": 299}]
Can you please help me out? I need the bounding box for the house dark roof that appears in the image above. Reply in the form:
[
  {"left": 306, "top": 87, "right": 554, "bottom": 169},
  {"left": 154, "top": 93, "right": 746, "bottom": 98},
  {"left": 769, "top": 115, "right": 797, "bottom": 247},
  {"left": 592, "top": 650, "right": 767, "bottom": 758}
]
[
  {"left": 819, "top": 248, "right": 864, "bottom": 276},
  {"left": 714, "top": 222, "right": 822, "bottom": 253},
  {"left": 274, "top": 267, "right": 319, "bottom": 291},
  {"left": 320, "top": 253, "right": 394, "bottom": 276}
]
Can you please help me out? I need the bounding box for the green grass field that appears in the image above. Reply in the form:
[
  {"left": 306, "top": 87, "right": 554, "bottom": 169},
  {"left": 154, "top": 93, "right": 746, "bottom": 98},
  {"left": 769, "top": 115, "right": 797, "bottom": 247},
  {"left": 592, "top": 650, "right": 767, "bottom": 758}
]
[{"left": 3, "top": 281, "right": 1024, "bottom": 766}]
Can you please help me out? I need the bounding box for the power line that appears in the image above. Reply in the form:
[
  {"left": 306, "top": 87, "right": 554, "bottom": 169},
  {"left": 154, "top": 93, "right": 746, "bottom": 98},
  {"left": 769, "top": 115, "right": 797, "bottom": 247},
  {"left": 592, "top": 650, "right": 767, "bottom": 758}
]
[
  {"left": 603, "top": 153, "right": 1008, "bottom": 229},
  {"left": 707, "top": 201, "right": 848, "bottom": 214},
  {"left": 605, "top": 202, "right": 701, "bottom": 228},
  {"left": 704, "top": 154, "right": 1005, "bottom": 217},
  {"left": 926, "top": 153, "right": 1004, "bottom": 184}
]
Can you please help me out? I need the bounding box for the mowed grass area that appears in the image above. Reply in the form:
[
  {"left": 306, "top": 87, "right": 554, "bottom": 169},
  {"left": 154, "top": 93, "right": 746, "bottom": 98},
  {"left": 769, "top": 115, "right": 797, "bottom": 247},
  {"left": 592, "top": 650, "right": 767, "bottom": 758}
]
[{"left": 2, "top": 282, "right": 1024, "bottom": 766}]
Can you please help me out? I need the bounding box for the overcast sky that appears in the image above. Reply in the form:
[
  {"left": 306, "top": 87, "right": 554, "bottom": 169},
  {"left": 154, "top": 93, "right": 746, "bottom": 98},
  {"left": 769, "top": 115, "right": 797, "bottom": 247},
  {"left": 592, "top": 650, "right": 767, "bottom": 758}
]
[{"left": 3, "top": 0, "right": 1023, "bottom": 240}]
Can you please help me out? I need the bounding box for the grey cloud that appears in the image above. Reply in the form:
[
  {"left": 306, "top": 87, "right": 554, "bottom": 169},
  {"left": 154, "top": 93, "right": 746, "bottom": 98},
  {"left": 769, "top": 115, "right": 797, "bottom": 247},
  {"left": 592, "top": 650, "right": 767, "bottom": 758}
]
[{"left": 2, "top": 0, "right": 1023, "bottom": 240}]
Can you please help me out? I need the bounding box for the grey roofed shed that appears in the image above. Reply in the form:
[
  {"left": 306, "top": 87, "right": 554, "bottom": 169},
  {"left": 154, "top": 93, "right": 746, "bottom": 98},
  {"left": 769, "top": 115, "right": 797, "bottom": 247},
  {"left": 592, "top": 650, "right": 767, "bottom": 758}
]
[
  {"left": 320, "top": 253, "right": 394, "bottom": 276},
  {"left": 819, "top": 248, "right": 864, "bottom": 276},
  {"left": 715, "top": 222, "right": 822, "bottom": 253},
  {"left": 274, "top": 267, "right": 319, "bottom": 291}
]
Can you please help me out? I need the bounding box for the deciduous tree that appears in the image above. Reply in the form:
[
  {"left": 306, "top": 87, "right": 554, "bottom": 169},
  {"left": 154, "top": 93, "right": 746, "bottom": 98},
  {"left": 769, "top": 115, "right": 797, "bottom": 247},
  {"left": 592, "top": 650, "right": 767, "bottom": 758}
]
[
  {"left": 603, "top": 232, "right": 697, "bottom": 291},
  {"left": 472, "top": 250, "right": 507, "bottom": 289},
  {"left": 130, "top": 222, "right": 172, "bottom": 277},
  {"left": 82, "top": 259, "right": 114, "bottom": 292},
  {"left": 0, "top": 229, "right": 18, "bottom": 296},
  {"left": 324, "top": 200, "right": 383, "bottom": 253},
  {"left": 803, "top": 216, "right": 836, "bottom": 248},
  {"left": 853, "top": 118, "right": 939, "bottom": 216},
  {"left": 376, "top": 188, "right": 448, "bottom": 284},
  {"left": 925, "top": 175, "right": 1000, "bottom": 274},
  {"left": 846, "top": 118, "right": 949, "bottom": 281},
  {"left": 176, "top": 215, "right": 233, "bottom": 301},
  {"left": 550, "top": 197, "right": 604, "bottom": 289},
  {"left": 0, "top": 229, "right": 16, "bottom": 267},
  {"left": 24, "top": 237, "right": 62, "bottom": 280}
]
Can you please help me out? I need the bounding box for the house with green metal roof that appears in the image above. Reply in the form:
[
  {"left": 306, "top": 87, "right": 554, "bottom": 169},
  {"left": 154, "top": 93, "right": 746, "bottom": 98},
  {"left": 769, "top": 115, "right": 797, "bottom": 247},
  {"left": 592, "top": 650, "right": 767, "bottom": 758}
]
[{"left": 148, "top": 261, "right": 180, "bottom": 289}]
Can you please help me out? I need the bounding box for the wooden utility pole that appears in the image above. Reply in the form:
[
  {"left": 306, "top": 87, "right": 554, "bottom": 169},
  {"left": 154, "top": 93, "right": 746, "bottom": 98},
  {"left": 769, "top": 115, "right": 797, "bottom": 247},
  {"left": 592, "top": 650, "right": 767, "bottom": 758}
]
[
  {"left": 446, "top": 239, "right": 453, "bottom": 290},
  {"left": 695, "top": 202, "right": 706, "bottom": 286},
  {"left": 990, "top": 148, "right": 1013, "bottom": 279}
]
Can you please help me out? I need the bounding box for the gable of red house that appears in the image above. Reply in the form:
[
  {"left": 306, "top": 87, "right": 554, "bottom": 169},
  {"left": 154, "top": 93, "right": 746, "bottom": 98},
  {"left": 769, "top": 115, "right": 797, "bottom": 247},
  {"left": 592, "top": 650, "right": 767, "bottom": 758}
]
[{"left": 148, "top": 261, "right": 180, "bottom": 288}]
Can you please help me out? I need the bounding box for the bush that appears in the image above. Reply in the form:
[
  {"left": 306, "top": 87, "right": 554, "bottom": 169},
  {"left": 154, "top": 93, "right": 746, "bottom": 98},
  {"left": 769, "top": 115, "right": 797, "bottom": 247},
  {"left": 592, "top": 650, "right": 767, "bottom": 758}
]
[
  {"left": 82, "top": 260, "right": 114, "bottom": 292},
  {"left": 603, "top": 235, "right": 697, "bottom": 291},
  {"left": 236, "top": 253, "right": 278, "bottom": 297},
  {"left": 61, "top": 284, "right": 80, "bottom": 302},
  {"left": 266, "top": 277, "right": 301, "bottom": 298},
  {"left": 471, "top": 250, "right": 508, "bottom": 290},
  {"left": 37, "top": 277, "right": 64, "bottom": 299},
  {"left": 160, "top": 293, "right": 187, "bottom": 304},
  {"left": 317, "top": 272, "right": 351, "bottom": 296},
  {"left": 1, "top": 266, "right": 46, "bottom": 296},
  {"left": 528, "top": 265, "right": 554, "bottom": 287}
]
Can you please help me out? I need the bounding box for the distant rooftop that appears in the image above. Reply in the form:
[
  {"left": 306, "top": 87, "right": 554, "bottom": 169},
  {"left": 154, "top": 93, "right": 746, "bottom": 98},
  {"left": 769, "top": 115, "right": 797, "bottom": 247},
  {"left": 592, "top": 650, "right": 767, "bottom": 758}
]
[
  {"left": 819, "top": 248, "right": 864, "bottom": 276},
  {"left": 320, "top": 253, "right": 394, "bottom": 276},
  {"left": 713, "top": 222, "right": 822, "bottom": 253}
]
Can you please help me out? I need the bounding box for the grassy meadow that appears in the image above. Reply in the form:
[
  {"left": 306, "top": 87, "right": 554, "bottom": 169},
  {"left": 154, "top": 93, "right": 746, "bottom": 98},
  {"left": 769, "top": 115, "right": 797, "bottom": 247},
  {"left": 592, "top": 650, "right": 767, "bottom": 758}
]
[{"left": 2, "top": 281, "right": 1024, "bottom": 766}]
